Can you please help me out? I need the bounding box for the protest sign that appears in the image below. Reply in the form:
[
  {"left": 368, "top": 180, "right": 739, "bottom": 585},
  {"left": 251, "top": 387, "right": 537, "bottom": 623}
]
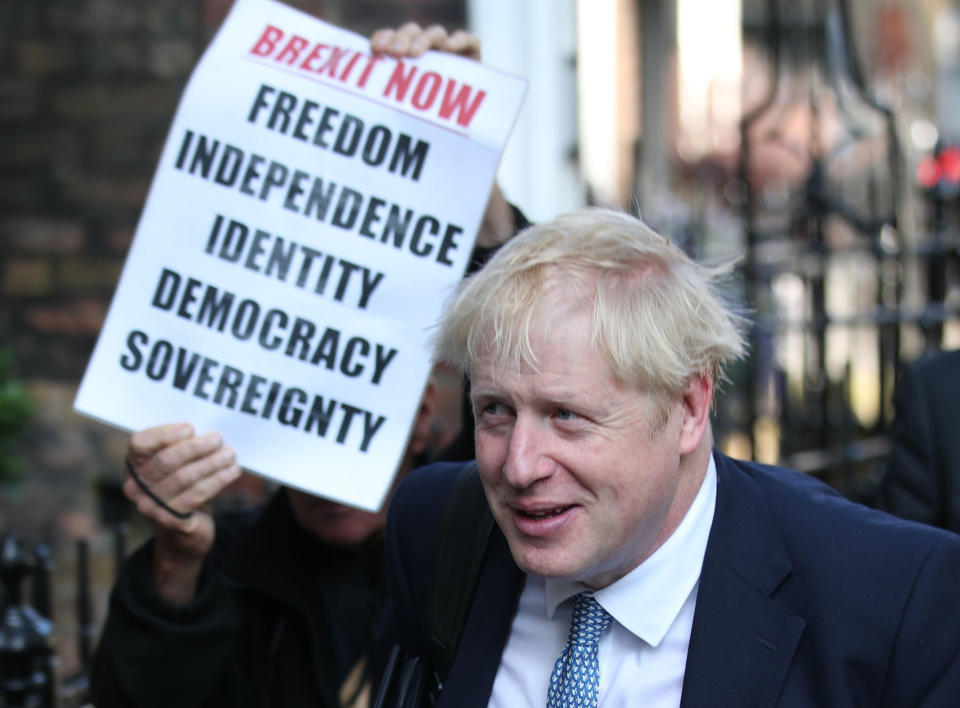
[{"left": 74, "top": 0, "right": 526, "bottom": 511}]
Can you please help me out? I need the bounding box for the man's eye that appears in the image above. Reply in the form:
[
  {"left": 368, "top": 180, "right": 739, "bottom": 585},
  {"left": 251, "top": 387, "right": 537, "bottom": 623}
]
[
  {"left": 555, "top": 408, "right": 577, "bottom": 421},
  {"left": 479, "top": 402, "right": 509, "bottom": 418}
]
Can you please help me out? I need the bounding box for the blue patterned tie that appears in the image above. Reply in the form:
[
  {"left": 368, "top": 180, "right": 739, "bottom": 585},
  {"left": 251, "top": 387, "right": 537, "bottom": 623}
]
[{"left": 546, "top": 593, "right": 613, "bottom": 708}]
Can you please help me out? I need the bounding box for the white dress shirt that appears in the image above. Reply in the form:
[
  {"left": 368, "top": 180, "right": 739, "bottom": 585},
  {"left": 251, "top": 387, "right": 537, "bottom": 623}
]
[{"left": 488, "top": 455, "right": 717, "bottom": 708}]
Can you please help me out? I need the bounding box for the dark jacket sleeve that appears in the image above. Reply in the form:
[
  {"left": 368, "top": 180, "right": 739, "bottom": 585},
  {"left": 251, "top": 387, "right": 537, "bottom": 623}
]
[
  {"left": 89, "top": 540, "right": 250, "bottom": 708},
  {"left": 882, "top": 532, "right": 960, "bottom": 706},
  {"left": 372, "top": 463, "right": 463, "bottom": 685},
  {"left": 877, "top": 351, "right": 960, "bottom": 532},
  {"left": 877, "top": 361, "right": 941, "bottom": 526}
]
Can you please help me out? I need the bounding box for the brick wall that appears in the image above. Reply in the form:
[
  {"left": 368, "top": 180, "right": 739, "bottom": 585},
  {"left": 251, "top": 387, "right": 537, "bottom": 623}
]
[{"left": 0, "top": 0, "right": 465, "bottom": 682}]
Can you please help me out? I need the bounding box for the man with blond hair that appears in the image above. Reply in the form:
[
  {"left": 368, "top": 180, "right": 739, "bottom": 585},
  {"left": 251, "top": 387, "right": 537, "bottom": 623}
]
[{"left": 377, "top": 208, "right": 960, "bottom": 707}]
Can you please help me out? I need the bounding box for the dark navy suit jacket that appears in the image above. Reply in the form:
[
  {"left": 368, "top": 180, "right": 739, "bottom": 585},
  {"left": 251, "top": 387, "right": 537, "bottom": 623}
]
[
  {"left": 877, "top": 348, "right": 960, "bottom": 532},
  {"left": 381, "top": 452, "right": 960, "bottom": 707}
]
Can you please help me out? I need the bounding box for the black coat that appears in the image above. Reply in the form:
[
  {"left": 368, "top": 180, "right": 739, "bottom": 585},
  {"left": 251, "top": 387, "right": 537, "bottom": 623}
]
[
  {"left": 877, "top": 349, "right": 960, "bottom": 532},
  {"left": 90, "top": 489, "right": 385, "bottom": 708}
]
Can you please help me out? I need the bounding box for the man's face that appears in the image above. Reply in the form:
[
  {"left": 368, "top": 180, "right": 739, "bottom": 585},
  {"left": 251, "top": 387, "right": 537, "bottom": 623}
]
[
  {"left": 287, "top": 489, "right": 387, "bottom": 546},
  {"left": 471, "top": 298, "right": 705, "bottom": 589},
  {"left": 286, "top": 378, "right": 438, "bottom": 547}
]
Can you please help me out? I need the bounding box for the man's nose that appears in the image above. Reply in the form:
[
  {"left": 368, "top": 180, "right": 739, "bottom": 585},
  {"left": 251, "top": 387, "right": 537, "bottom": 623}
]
[{"left": 503, "top": 415, "right": 554, "bottom": 488}]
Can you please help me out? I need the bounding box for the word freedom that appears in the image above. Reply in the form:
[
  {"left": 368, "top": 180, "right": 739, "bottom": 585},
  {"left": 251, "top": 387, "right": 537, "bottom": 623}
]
[{"left": 247, "top": 83, "right": 429, "bottom": 181}]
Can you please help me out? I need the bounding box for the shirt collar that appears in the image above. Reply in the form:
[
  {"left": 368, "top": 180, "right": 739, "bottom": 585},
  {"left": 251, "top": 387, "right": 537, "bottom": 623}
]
[{"left": 544, "top": 453, "right": 717, "bottom": 647}]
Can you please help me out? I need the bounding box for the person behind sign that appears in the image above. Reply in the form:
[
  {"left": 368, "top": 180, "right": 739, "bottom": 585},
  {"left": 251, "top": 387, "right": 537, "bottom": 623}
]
[
  {"left": 89, "top": 406, "right": 431, "bottom": 708},
  {"left": 89, "top": 23, "right": 522, "bottom": 708},
  {"left": 875, "top": 348, "right": 960, "bottom": 533},
  {"left": 377, "top": 208, "right": 960, "bottom": 706}
]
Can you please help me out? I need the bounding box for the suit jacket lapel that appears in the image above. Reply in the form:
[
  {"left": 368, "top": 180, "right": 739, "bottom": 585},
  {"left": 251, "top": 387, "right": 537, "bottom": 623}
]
[
  {"left": 438, "top": 527, "right": 524, "bottom": 708},
  {"left": 680, "top": 453, "right": 805, "bottom": 708}
]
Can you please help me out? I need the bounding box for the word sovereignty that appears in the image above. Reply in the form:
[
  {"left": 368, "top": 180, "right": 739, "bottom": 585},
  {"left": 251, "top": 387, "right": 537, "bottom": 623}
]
[{"left": 120, "top": 330, "right": 386, "bottom": 452}]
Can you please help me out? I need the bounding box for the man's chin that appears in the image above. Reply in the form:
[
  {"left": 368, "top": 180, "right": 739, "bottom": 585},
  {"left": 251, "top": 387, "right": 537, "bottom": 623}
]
[
  {"left": 508, "top": 541, "right": 588, "bottom": 582},
  {"left": 303, "top": 510, "right": 384, "bottom": 547},
  {"left": 314, "top": 521, "right": 382, "bottom": 547}
]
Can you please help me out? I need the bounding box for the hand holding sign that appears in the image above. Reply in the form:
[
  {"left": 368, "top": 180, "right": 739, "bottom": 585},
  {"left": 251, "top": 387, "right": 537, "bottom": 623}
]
[
  {"left": 123, "top": 423, "right": 240, "bottom": 604},
  {"left": 370, "top": 22, "right": 482, "bottom": 60},
  {"left": 370, "top": 23, "right": 516, "bottom": 249}
]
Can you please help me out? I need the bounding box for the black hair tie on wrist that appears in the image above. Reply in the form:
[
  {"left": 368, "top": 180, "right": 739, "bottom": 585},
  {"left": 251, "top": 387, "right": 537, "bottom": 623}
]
[{"left": 125, "top": 457, "right": 193, "bottom": 520}]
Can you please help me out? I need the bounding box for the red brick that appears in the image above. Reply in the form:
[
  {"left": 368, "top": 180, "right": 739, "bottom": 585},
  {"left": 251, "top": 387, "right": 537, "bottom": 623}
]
[
  {"left": 57, "top": 258, "right": 124, "bottom": 291},
  {"left": 203, "top": 0, "right": 236, "bottom": 29},
  {"left": 0, "top": 173, "right": 51, "bottom": 210},
  {"left": 3, "top": 258, "right": 53, "bottom": 295},
  {"left": 0, "top": 79, "right": 42, "bottom": 121},
  {"left": 146, "top": 38, "right": 198, "bottom": 78},
  {"left": 49, "top": 82, "right": 181, "bottom": 121},
  {"left": 22, "top": 299, "right": 109, "bottom": 336},
  {"left": 0, "top": 217, "right": 86, "bottom": 253},
  {"left": 58, "top": 170, "right": 150, "bottom": 210},
  {"left": 17, "top": 39, "right": 75, "bottom": 76},
  {"left": 105, "top": 226, "right": 136, "bottom": 253},
  {"left": 0, "top": 128, "right": 79, "bottom": 167},
  {"left": 45, "top": 0, "right": 141, "bottom": 34}
]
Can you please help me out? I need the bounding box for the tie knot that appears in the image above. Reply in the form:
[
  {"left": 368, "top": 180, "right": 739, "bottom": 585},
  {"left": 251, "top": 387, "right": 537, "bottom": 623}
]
[{"left": 569, "top": 593, "right": 612, "bottom": 646}]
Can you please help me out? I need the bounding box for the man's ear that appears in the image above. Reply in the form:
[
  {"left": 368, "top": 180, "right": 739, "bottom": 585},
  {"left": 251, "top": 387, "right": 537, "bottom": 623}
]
[
  {"left": 678, "top": 372, "right": 713, "bottom": 455},
  {"left": 409, "top": 380, "right": 437, "bottom": 456}
]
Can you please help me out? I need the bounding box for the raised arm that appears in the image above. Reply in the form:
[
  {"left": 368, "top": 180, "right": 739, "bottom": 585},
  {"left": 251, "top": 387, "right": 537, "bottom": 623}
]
[
  {"left": 124, "top": 423, "right": 241, "bottom": 604},
  {"left": 369, "top": 23, "right": 516, "bottom": 248}
]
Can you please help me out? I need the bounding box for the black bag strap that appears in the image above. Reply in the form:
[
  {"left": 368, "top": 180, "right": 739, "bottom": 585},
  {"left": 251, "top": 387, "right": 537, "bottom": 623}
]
[
  {"left": 372, "top": 644, "right": 427, "bottom": 708},
  {"left": 372, "top": 462, "right": 494, "bottom": 708},
  {"left": 426, "top": 461, "right": 494, "bottom": 691}
]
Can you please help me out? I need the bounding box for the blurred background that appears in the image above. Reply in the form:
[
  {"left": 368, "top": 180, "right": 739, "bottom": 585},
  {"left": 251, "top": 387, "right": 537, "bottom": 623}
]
[{"left": 1, "top": 0, "right": 959, "bottom": 703}]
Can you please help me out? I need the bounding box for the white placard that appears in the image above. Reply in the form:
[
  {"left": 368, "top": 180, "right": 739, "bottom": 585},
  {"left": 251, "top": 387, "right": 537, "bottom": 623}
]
[{"left": 74, "top": 0, "right": 526, "bottom": 511}]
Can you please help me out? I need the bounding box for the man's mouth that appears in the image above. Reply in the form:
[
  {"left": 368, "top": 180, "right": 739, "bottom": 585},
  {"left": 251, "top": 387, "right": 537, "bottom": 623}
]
[
  {"left": 512, "top": 503, "right": 577, "bottom": 538},
  {"left": 520, "top": 507, "right": 570, "bottom": 519}
]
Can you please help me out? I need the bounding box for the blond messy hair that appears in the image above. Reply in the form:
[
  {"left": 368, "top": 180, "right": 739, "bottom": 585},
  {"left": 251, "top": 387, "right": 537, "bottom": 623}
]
[{"left": 432, "top": 208, "right": 749, "bottom": 419}]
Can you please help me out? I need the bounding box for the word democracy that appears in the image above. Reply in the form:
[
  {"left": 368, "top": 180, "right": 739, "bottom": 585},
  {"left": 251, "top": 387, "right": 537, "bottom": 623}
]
[
  {"left": 173, "top": 129, "right": 464, "bottom": 267},
  {"left": 152, "top": 267, "right": 398, "bottom": 386}
]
